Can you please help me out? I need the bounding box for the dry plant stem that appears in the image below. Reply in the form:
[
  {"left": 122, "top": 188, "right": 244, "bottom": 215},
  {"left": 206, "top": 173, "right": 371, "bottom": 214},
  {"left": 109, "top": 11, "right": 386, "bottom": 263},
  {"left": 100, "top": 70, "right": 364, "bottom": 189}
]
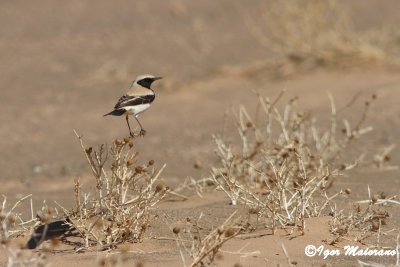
[
  {"left": 220, "top": 242, "right": 261, "bottom": 257},
  {"left": 396, "top": 233, "right": 399, "bottom": 266},
  {"left": 74, "top": 130, "right": 106, "bottom": 211},
  {"left": 338, "top": 91, "right": 362, "bottom": 113},
  {"left": 373, "top": 144, "right": 397, "bottom": 168},
  {"left": 281, "top": 243, "right": 294, "bottom": 267},
  {"left": 74, "top": 177, "right": 83, "bottom": 221},
  {"left": 5, "top": 194, "right": 32, "bottom": 219}
]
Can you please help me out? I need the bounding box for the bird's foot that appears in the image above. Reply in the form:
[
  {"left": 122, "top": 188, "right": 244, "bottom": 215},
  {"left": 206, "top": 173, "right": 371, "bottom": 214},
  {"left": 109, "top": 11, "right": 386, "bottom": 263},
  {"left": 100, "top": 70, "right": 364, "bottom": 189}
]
[
  {"left": 129, "top": 131, "right": 135, "bottom": 138},
  {"left": 139, "top": 129, "right": 146, "bottom": 137}
]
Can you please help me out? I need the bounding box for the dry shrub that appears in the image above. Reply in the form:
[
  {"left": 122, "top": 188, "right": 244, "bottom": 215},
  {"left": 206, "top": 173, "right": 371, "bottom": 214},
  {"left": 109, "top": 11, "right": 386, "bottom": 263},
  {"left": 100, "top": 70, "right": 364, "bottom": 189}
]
[
  {"left": 238, "top": 0, "right": 400, "bottom": 77},
  {"left": 171, "top": 212, "right": 243, "bottom": 267},
  {"left": 1, "top": 132, "right": 168, "bottom": 263},
  {"left": 1, "top": 195, "right": 48, "bottom": 266},
  {"left": 211, "top": 92, "right": 375, "bottom": 233},
  {"left": 329, "top": 203, "right": 390, "bottom": 246},
  {"left": 68, "top": 133, "right": 168, "bottom": 250},
  {"left": 329, "top": 187, "right": 399, "bottom": 247}
]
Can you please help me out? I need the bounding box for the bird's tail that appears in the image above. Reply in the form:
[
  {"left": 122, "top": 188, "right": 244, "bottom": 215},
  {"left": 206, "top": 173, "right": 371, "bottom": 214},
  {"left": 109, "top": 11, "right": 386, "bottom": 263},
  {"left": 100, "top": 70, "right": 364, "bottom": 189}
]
[{"left": 103, "top": 109, "right": 126, "bottom": 116}]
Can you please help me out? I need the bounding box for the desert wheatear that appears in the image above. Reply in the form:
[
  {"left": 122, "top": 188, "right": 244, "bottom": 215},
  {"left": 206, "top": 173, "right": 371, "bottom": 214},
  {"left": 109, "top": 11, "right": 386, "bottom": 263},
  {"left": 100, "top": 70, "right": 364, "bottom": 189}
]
[{"left": 104, "top": 75, "right": 162, "bottom": 137}]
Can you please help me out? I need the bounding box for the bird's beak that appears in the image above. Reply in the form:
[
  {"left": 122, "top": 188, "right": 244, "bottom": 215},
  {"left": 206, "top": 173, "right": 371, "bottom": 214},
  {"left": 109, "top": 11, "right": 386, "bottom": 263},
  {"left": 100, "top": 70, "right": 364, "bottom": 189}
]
[{"left": 153, "top": 77, "right": 163, "bottom": 81}]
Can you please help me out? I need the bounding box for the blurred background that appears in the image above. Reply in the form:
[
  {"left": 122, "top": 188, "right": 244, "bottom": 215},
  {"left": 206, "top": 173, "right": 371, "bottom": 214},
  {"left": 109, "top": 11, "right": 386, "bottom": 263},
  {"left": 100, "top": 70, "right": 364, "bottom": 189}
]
[{"left": 1, "top": 0, "right": 400, "bottom": 190}]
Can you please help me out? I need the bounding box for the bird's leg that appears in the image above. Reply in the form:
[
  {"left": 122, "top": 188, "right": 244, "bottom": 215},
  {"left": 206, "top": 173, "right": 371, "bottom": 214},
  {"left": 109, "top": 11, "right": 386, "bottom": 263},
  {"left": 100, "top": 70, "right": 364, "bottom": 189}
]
[
  {"left": 126, "top": 115, "right": 134, "bottom": 137},
  {"left": 134, "top": 116, "right": 146, "bottom": 136}
]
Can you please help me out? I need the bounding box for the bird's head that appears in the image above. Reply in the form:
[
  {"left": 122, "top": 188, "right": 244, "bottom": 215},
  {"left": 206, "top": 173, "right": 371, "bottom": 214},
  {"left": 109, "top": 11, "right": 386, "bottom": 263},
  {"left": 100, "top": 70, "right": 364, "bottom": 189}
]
[{"left": 133, "top": 74, "right": 162, "bottom": 89}]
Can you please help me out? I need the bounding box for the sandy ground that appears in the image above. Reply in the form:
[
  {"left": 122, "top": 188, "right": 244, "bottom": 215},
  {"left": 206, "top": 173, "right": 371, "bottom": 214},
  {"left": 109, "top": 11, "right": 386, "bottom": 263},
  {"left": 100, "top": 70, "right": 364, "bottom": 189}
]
[{"left": 1, "top": 1, "right": 400, "bottom": 266}]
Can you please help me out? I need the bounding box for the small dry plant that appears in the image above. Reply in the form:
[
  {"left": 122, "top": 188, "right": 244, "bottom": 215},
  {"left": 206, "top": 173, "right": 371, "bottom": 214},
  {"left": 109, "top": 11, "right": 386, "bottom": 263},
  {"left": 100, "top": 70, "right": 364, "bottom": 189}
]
[
  {"left": 211, "top": 91, "right": 376, "bottom": 233},
  {"left": 170, "top": 212, "right": 243, "bottom": 267},
  {"left": 238, "top": 0, "right": 400, "bottom": 77},
  {"left": 66, "top": 132, "right": 168, "bottom": 250},
  {"left": 0, "top": 195, "right": 49, "bottom": 266},
  {"left": 329, "top": 186, "right": 399, "bottom": 247}
]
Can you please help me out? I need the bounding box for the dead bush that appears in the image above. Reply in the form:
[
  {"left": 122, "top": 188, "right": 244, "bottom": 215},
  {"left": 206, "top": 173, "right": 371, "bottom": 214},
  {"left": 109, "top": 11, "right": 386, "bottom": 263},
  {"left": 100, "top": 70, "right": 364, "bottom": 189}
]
[
  {"left": 65, "top": 132, "right": 168, "bottom": 250},
  {"left": 211, "top": 92, "right": 376, "bottom": 233}
]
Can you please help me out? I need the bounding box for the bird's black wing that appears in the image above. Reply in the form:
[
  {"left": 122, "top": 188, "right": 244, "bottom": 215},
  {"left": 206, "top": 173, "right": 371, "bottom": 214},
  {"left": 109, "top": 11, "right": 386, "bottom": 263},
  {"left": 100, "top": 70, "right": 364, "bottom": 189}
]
[
  {"left": 25, "top": 219, "right": 76, "bottom": 249},
  {"left": 114, "top": 94, "right": 155, "bottom": 109}
]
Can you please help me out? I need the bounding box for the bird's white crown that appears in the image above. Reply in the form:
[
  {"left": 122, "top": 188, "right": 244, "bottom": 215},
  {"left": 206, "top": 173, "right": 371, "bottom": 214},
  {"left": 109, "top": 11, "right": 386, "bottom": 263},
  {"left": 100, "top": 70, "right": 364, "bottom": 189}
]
[{"left": 134, "top": 74, "right": 157, "bottom": 83}]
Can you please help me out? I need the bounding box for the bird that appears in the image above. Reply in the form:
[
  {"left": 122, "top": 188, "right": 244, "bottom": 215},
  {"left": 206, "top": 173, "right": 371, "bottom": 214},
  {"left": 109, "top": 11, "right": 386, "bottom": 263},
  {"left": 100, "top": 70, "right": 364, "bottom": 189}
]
[
  {"left": 25, "top": 219, "right": 76, "bottom": 249},
  {"left": 104, "top": 74, "right": 162, "bottom": 137}
]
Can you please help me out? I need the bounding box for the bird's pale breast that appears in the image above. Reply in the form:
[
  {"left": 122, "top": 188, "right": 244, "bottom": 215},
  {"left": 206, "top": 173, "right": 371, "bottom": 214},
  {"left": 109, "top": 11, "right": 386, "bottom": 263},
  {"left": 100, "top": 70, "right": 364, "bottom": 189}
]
[{"left": 124, "top": 103, "right": 151, "bottom": 116}]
